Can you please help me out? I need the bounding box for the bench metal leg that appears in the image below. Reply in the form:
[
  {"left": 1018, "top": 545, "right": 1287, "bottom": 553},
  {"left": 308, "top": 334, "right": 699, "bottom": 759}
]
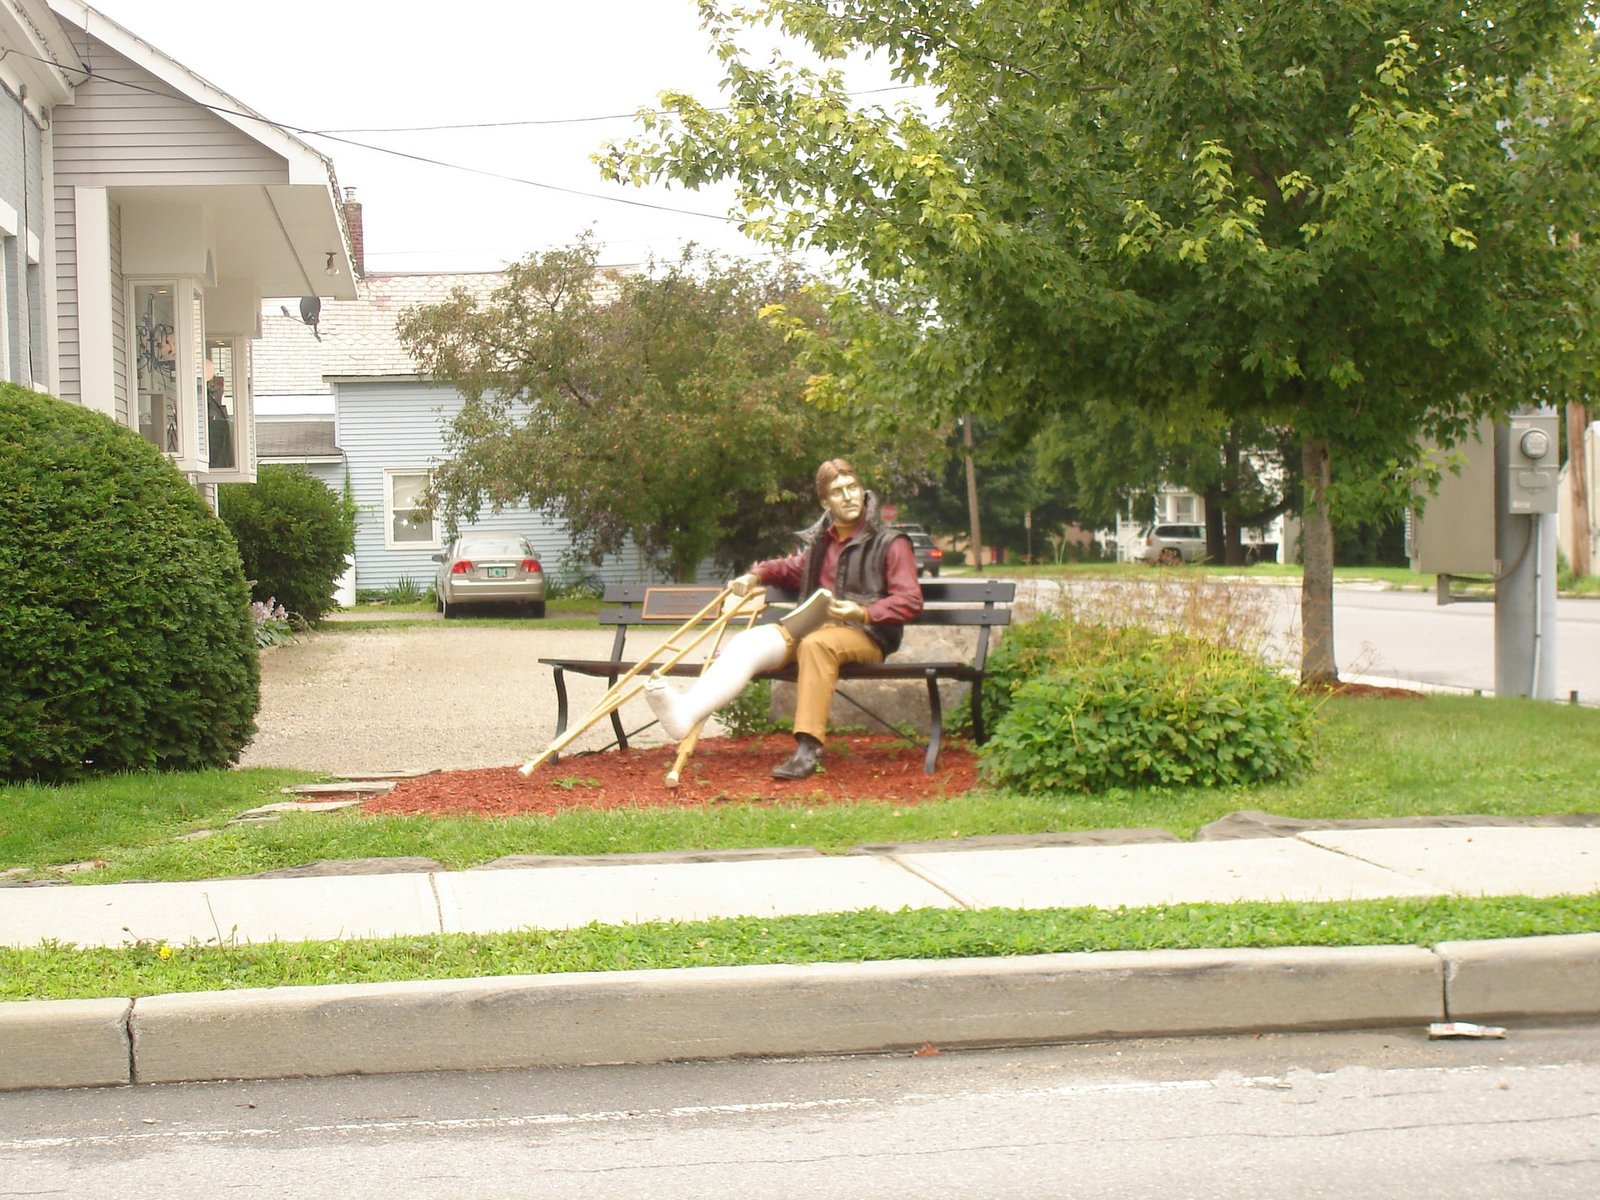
[
  {"left": 550, "top": 670, "right": 571, "bottom": 765},
  {"left": 923, "top": 669, "right": 942, "bottom": 774},
  {"left": 971, "top": 681, "right": 987, "bottom": 745},
  {"left": 608, "top": 674, "right": 629, "bottom": 751}
]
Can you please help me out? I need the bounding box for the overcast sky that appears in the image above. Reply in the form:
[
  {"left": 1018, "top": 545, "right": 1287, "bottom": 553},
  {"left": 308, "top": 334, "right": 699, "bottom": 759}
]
[{"left": 77, "top": 0, "right": 904, "bottom": 275}]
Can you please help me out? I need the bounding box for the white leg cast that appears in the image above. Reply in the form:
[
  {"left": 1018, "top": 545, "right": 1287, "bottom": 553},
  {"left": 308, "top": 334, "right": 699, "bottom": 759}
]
[{"left": 644, "top": 624, "right": 788, "bottom": 740}]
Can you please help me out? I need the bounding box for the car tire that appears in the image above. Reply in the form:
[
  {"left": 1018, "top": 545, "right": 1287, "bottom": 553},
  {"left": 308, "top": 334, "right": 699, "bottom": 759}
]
[
  {"left": 930, "top": 565, "right": 940, "bottom": 577},
  {"left": 441, "top": 596, "right": 456, "bottom": 619},
  {"left": 529, "top": 600, "right": 546, "bottom": 619}
]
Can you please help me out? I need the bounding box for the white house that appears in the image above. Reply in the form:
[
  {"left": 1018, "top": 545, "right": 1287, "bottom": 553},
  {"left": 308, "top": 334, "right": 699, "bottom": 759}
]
[{"left": 13, "top": 2, "right": 355, "bottom": 505}]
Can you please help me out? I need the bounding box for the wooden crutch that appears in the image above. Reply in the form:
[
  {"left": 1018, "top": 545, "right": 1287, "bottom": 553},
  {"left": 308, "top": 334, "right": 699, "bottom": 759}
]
[
  {"left": 663, "top": 592, "right": 767, "bottom": 787},
  {"left": 518, "top": 588, "right": 759, "bottom": 776}
]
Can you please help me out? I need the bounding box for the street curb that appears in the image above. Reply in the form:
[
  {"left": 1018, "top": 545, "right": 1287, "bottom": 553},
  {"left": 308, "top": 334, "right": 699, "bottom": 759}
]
[
  {"left": 0, "top": 998, "right": 131, "bottom": 1091},
  {"left": 1439, "top": 931, "right": 1600, "bottom": 1020},
  {"left": 4, "top": 935, "right": 1596, "bottom": 1091}
]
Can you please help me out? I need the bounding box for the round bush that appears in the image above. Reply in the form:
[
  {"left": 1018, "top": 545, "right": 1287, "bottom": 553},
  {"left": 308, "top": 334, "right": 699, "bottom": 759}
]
[
  {"left": 219, "top": 465, "right": 355, "bottom": 625},
  {"left": 0, "top": 386, "right": 259, "bottom": 782},
  {"left": 979, "top": 613, "right": 1315, "bottom": 793}
]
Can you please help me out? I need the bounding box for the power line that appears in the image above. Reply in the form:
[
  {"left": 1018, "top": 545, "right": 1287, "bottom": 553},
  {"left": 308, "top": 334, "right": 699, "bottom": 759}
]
[
  {"left": 16, "top": 48, "right": 740, "bottom": 223},
  {"left": 310, "top": 85, "right": 918, "bottom": 134}
]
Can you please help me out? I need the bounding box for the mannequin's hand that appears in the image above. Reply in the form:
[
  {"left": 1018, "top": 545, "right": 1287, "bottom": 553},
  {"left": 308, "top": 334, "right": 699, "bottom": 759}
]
[
  {"left": 827, "top": 598, "right": 869, "bottom": 624},
  {"left": 727, "top": 573, "right": 762, "bottom": 597}
]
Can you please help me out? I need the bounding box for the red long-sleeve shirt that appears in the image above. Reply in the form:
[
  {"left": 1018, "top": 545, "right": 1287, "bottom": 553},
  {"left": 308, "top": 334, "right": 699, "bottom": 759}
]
[{"left": 752, "top": 526, "right": 923, "bottom": 627}]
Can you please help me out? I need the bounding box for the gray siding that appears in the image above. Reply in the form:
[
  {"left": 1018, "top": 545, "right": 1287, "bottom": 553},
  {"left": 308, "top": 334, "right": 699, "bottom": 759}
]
[
  {"left": 50, "top": 37, "right": 285, "bottom": 188},
  {"left": 51, "top": 182, "right": 77, "bottom": 403},
  {"left": 0, "top": 81, "right": 46, "bottom": 389},
  {"left": 334, "top": 379, "right": 661, "bottom": 594},
  {"left": 108, "top": 200, "right": 125, "bottom": 419}
]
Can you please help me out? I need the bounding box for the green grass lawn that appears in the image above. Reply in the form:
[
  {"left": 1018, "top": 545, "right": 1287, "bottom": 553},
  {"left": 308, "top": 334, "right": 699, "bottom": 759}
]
[
  {"left": 3, "top": 693, "right": 1597, "bottom": 1001},
  {"left": 4, "top": 695, "right": 1597, "bottom": 882},
  {"left": 6, "top": 893, "right": 1598, "bottom": 1002}
]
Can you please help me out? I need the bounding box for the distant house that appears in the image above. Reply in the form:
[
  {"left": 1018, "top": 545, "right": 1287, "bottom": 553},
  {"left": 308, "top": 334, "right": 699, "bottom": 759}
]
[{"left": 252, "top": 268, "right": 662, "bottom": 596}]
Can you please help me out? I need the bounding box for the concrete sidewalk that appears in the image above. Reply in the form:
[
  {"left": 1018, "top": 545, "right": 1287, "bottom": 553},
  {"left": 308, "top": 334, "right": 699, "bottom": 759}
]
[
  {"left": 4, "top": 824, "right": 1599, "bottom": 950},
  {"left": 3, "top": 823, "right": 1599, "bottom": 1091}
]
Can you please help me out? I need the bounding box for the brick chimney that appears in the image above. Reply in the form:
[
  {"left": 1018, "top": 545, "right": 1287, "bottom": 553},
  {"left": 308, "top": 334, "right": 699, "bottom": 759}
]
[{"left": 342, "top": 187, "right": 365, "bottom": 278}]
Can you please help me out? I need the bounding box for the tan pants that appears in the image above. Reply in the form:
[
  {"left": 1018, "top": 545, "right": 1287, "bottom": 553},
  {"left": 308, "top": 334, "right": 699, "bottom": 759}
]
[{"left": 779, "top": 623, "right": 885, "bottom": 740}]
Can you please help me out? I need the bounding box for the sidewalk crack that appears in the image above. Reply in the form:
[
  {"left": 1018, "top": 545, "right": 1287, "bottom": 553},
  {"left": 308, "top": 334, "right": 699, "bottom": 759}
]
[
  {"left": 428, "top": 873, "right": 446, "bottom": 934},
  {"left": 884, "top": 854, "right": 977, "bottom": 910}
]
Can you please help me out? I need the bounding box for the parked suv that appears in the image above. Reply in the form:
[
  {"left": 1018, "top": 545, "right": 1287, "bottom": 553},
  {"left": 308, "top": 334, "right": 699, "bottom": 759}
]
[
  {"left": 1137, "top": 523, "right": 1208, "bottom": 565},
  {"left": 894, "top": 524, "right": 943, "bottom": 577}
]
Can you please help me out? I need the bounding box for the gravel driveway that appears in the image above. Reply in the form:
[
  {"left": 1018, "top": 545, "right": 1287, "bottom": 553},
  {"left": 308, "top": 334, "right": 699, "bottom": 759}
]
[{"left": 238, "top": 621, "right": 679, "bottom": 776}]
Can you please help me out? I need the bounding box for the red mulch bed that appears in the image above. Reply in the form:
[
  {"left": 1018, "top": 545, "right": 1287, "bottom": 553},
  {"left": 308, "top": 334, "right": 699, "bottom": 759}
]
[
  {"left": 360, "top": 686, "right": 1417, "bottom": 818},
  {"left": 364, "top": 733, "right": 980, "bottom": 817},
  {"left": 1301, "top": 681, "right": 1427, "bottom": 700}
]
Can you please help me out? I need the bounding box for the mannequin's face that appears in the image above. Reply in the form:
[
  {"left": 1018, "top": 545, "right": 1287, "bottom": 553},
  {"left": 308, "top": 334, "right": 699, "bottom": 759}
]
[{"left": 822, "top": 473, "right": 864, "bottom": 527}]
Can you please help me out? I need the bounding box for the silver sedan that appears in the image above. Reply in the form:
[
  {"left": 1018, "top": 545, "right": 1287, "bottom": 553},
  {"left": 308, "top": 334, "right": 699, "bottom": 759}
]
[{"left": 432, "top": 533, "right": 546, "bottom": 618}]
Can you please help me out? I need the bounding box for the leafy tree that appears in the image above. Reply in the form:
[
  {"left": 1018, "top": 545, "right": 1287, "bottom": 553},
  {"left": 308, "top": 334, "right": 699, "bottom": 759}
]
[
  {"left": 605, "top": 1, "right": 1600, "bottom": 680},
  {"left": 396, "top": 239, "right": 937, "bottom": 580},
  {"left": 904, "top": 416, "right": 1085, "bottom": 563}
]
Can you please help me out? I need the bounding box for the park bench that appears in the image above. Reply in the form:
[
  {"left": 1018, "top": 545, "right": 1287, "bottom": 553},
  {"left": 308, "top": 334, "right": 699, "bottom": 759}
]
[{"left": 539, "top": 579, "right": 1015, "bottom": 773}]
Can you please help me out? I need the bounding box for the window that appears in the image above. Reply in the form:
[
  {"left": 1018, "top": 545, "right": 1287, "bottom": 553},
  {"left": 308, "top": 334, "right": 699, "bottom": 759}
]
[
  {"left": 384, "top": 469, "right": 438, "bottom": 548},
  {"left": 134, "top": 282, "right": 181, "bottom": 455},
  {"left": 205, "top": 337, "right": 237, "bottom": 469}
]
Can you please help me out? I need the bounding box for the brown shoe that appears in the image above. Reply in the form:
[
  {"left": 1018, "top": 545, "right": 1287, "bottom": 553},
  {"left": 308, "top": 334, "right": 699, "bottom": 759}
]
[{"left": 770, "top": 734, "right": 822, "bottom": 780}]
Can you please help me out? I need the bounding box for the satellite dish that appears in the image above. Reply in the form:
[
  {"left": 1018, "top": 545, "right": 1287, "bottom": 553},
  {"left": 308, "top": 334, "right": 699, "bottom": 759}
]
[{"left": 299, "top": 296, "right": 322, "bottom": 341}]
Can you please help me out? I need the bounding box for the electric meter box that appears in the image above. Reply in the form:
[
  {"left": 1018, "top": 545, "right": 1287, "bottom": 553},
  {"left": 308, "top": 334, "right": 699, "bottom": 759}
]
[
  {"left": 1505, "top": 410, "right": 1560, "bottom": 515},
  {"left": 1408, "top": 418, "right": 1496, "bottom": 575}
]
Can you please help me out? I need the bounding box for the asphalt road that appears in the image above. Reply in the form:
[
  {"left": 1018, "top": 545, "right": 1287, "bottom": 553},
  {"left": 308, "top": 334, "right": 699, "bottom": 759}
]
[
  {"left": 1328, "top": 588, "right": 1600, "bottom": 701},
  {"left": 5, "top": 1024, "right": 1597, "bottom": 1198}
]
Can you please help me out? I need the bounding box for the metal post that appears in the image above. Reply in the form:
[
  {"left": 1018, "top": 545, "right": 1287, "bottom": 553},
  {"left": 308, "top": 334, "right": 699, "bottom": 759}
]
[{"left": 1494, "top": 421, "right": 1559, "bottom": 699}]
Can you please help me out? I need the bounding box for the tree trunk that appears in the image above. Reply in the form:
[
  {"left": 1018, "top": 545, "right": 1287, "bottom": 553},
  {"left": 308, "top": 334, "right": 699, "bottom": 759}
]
[
  {"left": 1204, "top": 491, "right": 1226, "bottom": 563},
  {"left": 1570, "top": 402, "right": 1592, "bottom": 578},
  {"left": 1220, "top": 437, "right": 1247, "bottom": 565},
  {"left": 1223, "top": 515, "right": 1246, "bottom": 566},
  {"left": 963, "top": 414, "right": 983, "bottom": 569},
  {"left": 1300, "top": 436, "right": 1338, "bottom": 685}
]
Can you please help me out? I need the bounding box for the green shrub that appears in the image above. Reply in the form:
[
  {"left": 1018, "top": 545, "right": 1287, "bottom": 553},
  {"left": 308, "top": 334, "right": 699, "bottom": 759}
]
[
  {"left": 0, "top": 386, "right": 259, "bottom": 782},
  {"left": 979, "top": 613, "right": 1315, "bottom": 793},
  {"left": 718, "top": 678, "right": 787, "bottom": 738},
  {"left": 219, "top": 466, "right": 355, "bottom": 625}
]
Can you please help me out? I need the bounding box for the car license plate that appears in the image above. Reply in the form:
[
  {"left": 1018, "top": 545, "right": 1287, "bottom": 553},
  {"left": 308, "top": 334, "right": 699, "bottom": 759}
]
[{"left": 486, "top": 566, "right": 508, "bottom": 578}]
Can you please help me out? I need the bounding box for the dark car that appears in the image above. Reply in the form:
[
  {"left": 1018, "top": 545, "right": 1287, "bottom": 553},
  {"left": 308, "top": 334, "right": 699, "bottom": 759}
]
[
  {"left": 432, "top": 533, "right": 546, "bottom": 617},
  {"left": 895, "top": 525, "right": 943, "bottom": 577}
]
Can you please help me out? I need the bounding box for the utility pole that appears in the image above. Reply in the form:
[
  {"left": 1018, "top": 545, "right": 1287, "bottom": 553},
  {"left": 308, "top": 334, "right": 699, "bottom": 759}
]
[
  {"left": 1569, "top": 402, "right": 1592, "bottom": 578},
  {"left": 962, "top": 414, "right": 983, "bottom": 571}
]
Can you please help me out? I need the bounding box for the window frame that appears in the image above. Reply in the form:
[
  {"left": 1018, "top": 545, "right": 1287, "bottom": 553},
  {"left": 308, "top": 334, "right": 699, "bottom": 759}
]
[
  {"left": 128, "top": 276, "right": 205, "bottom": 473},
  {"left": 383, "top": 467, "right": 441, "bottom": 551}
]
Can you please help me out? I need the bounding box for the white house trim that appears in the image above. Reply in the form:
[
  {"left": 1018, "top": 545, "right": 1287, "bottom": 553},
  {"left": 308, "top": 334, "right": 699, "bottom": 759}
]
[{"left": 72, "top": 182, "right": 111, "bottom": 414}]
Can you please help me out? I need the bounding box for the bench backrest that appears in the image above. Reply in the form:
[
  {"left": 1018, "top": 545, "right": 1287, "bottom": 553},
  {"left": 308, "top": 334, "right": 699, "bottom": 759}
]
[{"left": 596, "top": 580, "right": 1015, "bottom": 663}]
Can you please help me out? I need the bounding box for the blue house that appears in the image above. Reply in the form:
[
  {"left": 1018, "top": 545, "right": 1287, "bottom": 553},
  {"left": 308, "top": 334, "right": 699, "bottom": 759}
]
[{"left": 252, "top": 260, "right": 667, "bottom": 597}]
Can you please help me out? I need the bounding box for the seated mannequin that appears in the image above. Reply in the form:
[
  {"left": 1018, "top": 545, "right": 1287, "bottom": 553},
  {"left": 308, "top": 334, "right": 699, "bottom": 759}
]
[{"left": 644, "top": 458, "right": 922, "bottom": 779}]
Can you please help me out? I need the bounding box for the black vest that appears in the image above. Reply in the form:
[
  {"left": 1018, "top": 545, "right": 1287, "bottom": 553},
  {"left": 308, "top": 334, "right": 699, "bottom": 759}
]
[{"left": 796, "top": 497, "right": 910, "bottom": 656}]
